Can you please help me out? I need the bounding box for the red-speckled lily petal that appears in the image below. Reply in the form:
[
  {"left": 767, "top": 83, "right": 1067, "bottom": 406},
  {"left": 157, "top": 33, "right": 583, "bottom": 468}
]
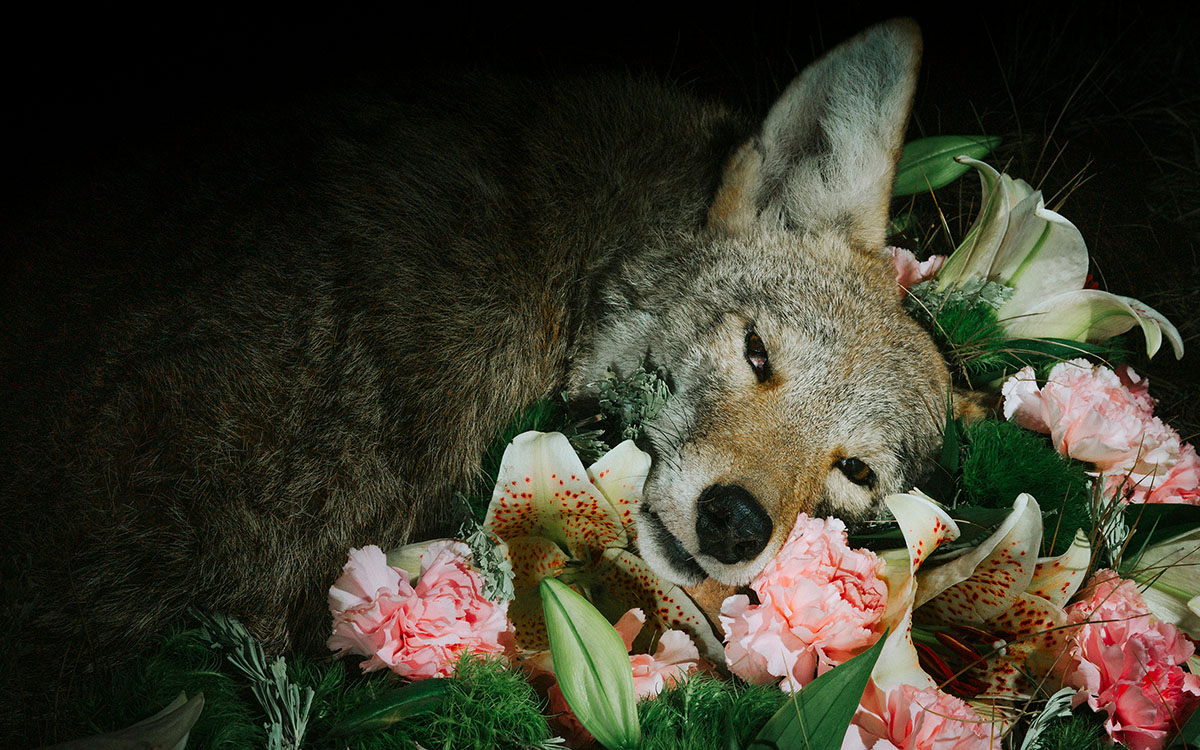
[
  {"left": 1027, "top": 529, "right": 1091, "bottom": 607},
  {"left": 880, "top": 492, "right": 961, "bottom": 628},
  {"left": 977, "top": 592, "right": 1070, "bottom": 699},
  {"left": 484, "top": 431, "right": 627, "bottom": 562},
  {"left": 508, "top": 581, "right": 553, "bottom": 653},
  {"left": 871, "top": 610, "right": 938, "bottom": 694},
  {"left": 595, "top": 548, "right": 724, "bottom": 664},
  {"left": 506, "top": 535, "right": 569, "bottom": 591},
  {"left": 586, "top": 440, "right": 650, "bottom": 540},
  {"left": 918, "top": 494, "right": 1042, "bottom": 624}
]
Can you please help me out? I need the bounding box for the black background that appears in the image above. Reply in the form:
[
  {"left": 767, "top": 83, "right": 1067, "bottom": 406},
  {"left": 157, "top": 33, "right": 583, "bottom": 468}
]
[{"left": 4, "top": 2, "right": 1198, "bottom": 430}]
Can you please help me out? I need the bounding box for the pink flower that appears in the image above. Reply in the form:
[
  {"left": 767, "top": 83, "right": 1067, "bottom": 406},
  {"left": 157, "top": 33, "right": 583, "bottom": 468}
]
[
  {"left": 1107, "top": 442, "right": 1200, "bottom": 506},
  {"left": 721, "top": 514, "right": 887, "bottom": 690},
  {"left": 616, "top": 609, "right": 701, "bottom": 699},
  {"left": 1056, "top": 570, "right": 1200, "bottom": 750},
  {"left": 889, "top": 246, "right": 946, "bottom": 290},
  {"left": 327, "top": 542, "right": 509, "bottom": 678},
  {"left": 841, "top": 681, "right": 992, "bottom": 750},
  {"left": 1003, "top": 360, "right": 1197, "bottom": 505},
  {"left": 1002, "top": 360, "right": 1180, "bottom": 476}
]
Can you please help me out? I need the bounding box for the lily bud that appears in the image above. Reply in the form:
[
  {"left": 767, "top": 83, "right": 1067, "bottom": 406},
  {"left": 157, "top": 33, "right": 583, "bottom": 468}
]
[{"left": 540, "top": 577, "right": 640, "bottom": 750}]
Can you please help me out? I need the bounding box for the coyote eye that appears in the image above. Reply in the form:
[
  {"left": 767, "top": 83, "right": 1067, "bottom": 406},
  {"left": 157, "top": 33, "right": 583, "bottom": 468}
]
[
  {"left": 745, "top": 330, "right": 770, "bottom": 382},
  {"left": 836, "top": 457, "right": 876, "bottom": 488}
]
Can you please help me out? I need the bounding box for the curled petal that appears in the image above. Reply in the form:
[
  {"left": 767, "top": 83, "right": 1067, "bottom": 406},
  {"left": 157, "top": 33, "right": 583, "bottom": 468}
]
[
  {"left": 1001, "top": 288, "right": 1184, "bottom": 359},
  {"left": 916, "top": 493, "right": 1041, "bottom": 621},
  {"left": 937, "top": 157, "right": 1039, "bottom": 287},
  {"left": 880, "top": 491, "right": 960, "bottom": 628},
  {"left": 1027, "top": 529, "right": 1091, "bottom": 608}
]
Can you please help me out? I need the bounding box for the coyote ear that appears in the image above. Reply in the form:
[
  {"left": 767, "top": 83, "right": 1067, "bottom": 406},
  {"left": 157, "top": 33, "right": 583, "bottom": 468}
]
[{"left": 709, "top": 19, "right": 921, "bottom": 246}]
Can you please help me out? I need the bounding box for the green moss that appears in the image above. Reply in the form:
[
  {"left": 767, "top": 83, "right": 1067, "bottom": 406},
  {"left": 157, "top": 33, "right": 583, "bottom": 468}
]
[
  {"left": 306, "top": 657, "right": 556, "bottom": 750},
  {"left": 1038, "top": 710, "right": 1125, "bottom": 750},
  {"left": 961, "top": 419, "right": 1092, "bottom": 555},
  {"left": 638, "top": 675, "right": 787, "bottom": 750}
]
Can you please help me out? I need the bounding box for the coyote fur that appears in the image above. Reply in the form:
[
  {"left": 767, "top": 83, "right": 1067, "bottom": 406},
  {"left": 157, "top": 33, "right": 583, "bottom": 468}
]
[{"left": 0, "top": 19, "right": 950, "bottom": 737}]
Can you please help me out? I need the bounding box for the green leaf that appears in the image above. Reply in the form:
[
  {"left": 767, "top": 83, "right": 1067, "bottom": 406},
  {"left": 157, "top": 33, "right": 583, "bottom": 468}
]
[
  {"left": 1123, "top": 504, "right": 1200, "bottom": 571},
  {"left": 748, "top": 630, "right": 887, "bottom": 749},
  {"left": 892, "top": 136, "right": 1001, "bottom": 196},
  {"left": 1170, "top": 699, "right": 1200, "bottom": 748},
  {"left": 541, "top": 577, "right": 640, "bottom": 750},
  {"left": 327, "top": 678, "right": 452, "bottom": 735},
  {"left": 939, "top": 403, "right": 961, "bottom": 476}
]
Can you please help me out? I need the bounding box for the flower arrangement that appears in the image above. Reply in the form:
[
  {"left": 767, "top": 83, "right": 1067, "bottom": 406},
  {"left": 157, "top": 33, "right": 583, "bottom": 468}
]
[{"left": 67, "top": 145, "right": 1200, "bottom": 750}]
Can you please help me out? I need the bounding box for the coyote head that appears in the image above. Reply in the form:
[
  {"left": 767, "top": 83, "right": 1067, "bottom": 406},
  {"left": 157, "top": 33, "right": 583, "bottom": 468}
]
[{"left": 571, "top": 20, "right": 952, "bottom": 588}]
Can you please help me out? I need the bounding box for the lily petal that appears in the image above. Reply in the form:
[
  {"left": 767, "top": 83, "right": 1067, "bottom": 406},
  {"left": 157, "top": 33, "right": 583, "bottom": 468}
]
[
  {"left": 1026, "top": 529, "right": 1092, "bottom": 608},
  {"left": 880, "top": 491, "right": 960, "bottom": 627},
  {"left": 982, "top": 592, "right": 1070, "bottom": 698},
  {"left": 1001, "top": 288, "right": 1184, "bottom": 359},
  {"left": 596, "top": 548, "right": 725, "bottom": 664},
  {"left": 486, "top": 431, "right": 628, "bottom": 562},
  {"left": 993, "top": 192, "right": 1089, "bottom": 313},
  {"left": 1128, "top": 528, "right": 1200, "bottom": 639},
  {"left": 49, "top": 692, "right": 205, "bottom": 750},
  {"left": 916, "top": 494, "right": 1042, "bottom": 621},
  {"left": 937, "top": 157, "right": 1038, "bottom": 287},
  {"left": 586, "top": 439, "right": 651, "bottom": 538},
  {"left": 871, "top": 611, "right": 937, "bottom": 693}
]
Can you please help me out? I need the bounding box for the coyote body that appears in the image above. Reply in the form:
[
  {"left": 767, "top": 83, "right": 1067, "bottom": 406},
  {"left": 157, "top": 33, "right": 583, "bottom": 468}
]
[{"left": 0, "top": 20, "right": 949, "bottom": 737}]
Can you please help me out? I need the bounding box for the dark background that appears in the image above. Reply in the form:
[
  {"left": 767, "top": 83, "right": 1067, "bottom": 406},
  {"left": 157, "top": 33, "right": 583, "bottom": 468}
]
[{"left": 3, "top": 3, "right": 1197, "bottom": 433}]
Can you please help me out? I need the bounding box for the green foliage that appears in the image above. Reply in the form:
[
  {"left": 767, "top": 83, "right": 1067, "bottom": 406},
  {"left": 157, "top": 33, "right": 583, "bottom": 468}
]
[
  {"left": 194, "top": 610, "right": 314, "bottom": 750},
  {"left": 462, "top": 516, "right": 517, "bottom": 602},
  {"left": 597, "top": 363, "right": 672, "bottom": 443},
  {"left": 72, "top": 627, "right": 265, "bottom": 748},
  {"left": 638, "top": 675, "right": 787, "bottom": 750},
  {"left": 326, "top": 679, "right": 452, "bottom": 736},
  {"left": 1037, "top": 710, "right": 1124, "bottom": 750},
  {"left": 961, "top": 419, "right": 1092, "bottom": 555},
  {"left": 892, "top": 135, "right": 1002, "bottom": 196},
  {"left": 905, "top": 282, "right": 1010, "bottom": 386},
  {"left": 905, "top": 279, "right": 1129, "bottom": 387},
  {"left": 298, "top": 657, "right": 558, "bottom": 750}
]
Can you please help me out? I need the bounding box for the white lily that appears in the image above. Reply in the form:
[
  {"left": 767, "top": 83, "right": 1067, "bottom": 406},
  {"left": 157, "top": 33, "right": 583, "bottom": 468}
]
[
  {"left": 869, "top": 491, "right": 962, "bottom": 692},
  {"left": 936, "top": 157, "right": 1183, "bottom": 359},
  {"left": 913, "top": 494, "right": 1092, "bottom": 699},
  {"left": 483, "top": 431, "right": 722, "bottom": 661}
]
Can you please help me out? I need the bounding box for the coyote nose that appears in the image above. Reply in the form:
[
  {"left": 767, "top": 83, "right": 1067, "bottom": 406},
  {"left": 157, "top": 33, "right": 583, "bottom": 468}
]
[{"left": 695, "top": 484, "right": 773, "bottom": 565}]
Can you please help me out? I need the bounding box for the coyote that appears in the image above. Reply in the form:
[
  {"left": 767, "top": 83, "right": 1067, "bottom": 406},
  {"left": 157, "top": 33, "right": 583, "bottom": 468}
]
[{"left": 0, "top": 19, "right": 948, "bottom": 737}]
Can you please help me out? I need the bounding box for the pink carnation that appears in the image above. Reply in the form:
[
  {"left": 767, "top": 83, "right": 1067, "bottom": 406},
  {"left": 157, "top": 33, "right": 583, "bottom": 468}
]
[
  {"left": 841, "top": 681, "right": 991, "bottom": 750},
  {"left": 721, "top": 514, "right": 887, "bottom": 691},
  {"left": 1107, "top": 442, "right": 1200, "bottom": 506},
  {"left": 1056, "top": 570, "right": 1200, "bottom": 750},
  {"left": 889, "top": 246, "right": 946, "bottom": 290},
  {"left": 1002, "top": 360, "right": 1180, "bottom": 476},
  {"left": 1003, "top": 360, "right": 1197, "bottom": 505},
  {"left": 327, "top": 542, "right": 509, "bottom": 678}
]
